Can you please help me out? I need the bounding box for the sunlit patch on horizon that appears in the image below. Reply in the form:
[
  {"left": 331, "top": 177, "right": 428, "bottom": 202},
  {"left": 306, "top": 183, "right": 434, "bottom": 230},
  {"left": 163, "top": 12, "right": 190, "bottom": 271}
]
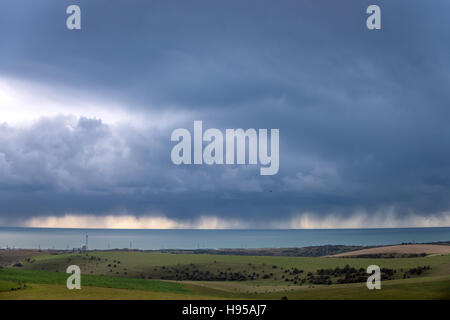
[
  {"left": 22, "top": 214, "right": 248, "bottom": 229},
  {"left": 18, "top": 211, "right": 450, "bottom": 229}
]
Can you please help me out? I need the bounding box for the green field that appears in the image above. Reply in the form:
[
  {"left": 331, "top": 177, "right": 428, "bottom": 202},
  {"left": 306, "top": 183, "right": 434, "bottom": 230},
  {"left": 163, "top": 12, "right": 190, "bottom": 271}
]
[
  {"left": 20, "top": 250, "right": 450, "bottom": 276},
  {"left": 0, "top": 250, "right": 449, "bottom": 299},
  {"left": 0, "top": 268, "right": 188, "bottom": 293},
  {"left": 0, "top": 280, "right": 26, "bottom": 292}
]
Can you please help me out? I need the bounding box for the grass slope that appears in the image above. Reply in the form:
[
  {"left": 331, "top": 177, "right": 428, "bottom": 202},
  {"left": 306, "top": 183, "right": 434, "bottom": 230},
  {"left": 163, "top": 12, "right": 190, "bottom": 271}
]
[
  {"left": 0, "top": 283, "right": 217, "bottom": 300},
  {"left": 183, "top": 275, "right": 450, "bottom": 300},
  {"left": 1, "top": 274, "right": 448, "bottom": 300},
  {"left": 20, "top": 251, "right": 450, "bottom": 275},
  {"left": 0, "top": 268, "right": 189, "bottom": 294},
  {"left": 0, "top": 250, "right": 449, "bottom": 300}
]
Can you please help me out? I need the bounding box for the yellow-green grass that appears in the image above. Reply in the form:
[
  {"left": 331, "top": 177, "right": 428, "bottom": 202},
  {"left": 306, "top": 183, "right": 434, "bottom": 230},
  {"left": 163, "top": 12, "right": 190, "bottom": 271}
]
[
  {"left": 2, "top": 251, "right": 448, "bottom": 300},
  {"left": 0, "top": 280, "right": 25, "bottom": 292},
  {"left": 257, "top": 275, "right": 450, "bottom": 300},
  {"left": 1, "top": 275, "right": 448, "bottom": 300},
  {"left": 0, "top": 250, "right": 47, "bottom": 267},
  {"left": 181, "top": 275, "right": 450, "bottom": 300},
  {"left": 20, "top": 251, "right": 450, "bottom": 277},
  {"left": 0, "top": 283, "right": 218, "bottom": 300}
]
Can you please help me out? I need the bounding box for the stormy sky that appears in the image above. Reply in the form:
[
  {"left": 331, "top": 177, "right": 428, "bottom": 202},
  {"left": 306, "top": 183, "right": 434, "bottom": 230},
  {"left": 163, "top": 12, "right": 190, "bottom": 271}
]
[{"left": 0, "top": 0, "right": 449, "bottom": 228}]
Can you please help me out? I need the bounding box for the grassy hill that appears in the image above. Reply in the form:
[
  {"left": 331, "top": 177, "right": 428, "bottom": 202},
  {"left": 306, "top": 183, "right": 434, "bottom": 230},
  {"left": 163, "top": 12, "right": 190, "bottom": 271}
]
[{"left": 0, "top": 249, "right": 448, "bottom": 299}]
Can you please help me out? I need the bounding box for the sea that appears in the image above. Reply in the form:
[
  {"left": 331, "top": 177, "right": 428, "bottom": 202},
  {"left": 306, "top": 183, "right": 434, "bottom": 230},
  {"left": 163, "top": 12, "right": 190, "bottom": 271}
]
[{"left": 0, "top": 227, "right": 449, "bottom": 250}]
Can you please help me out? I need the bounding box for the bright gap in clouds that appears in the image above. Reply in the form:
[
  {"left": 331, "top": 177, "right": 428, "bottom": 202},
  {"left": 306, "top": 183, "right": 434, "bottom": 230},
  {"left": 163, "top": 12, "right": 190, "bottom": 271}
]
[
  {"left": 21, "top": 212, "right": 450, "bottom": 229},
  {"left": 0, "top": 76, "right": 188, "bottom": 128},
  {"left": 23, "top": 215, "right": 248, "bottom": 229}
]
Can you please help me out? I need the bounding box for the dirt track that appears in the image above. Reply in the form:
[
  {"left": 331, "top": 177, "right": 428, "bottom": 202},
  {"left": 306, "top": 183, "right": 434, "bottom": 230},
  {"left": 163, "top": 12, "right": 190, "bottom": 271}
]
[{"left": 331, "top": 244, "right": 450, "bottom": 257}]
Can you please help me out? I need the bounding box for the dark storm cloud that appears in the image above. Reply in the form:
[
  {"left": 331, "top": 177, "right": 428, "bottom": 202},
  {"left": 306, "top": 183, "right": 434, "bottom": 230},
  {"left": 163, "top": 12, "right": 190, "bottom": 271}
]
[{"left": 0, "top": 0, "right": 450, "bottom": 225}]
